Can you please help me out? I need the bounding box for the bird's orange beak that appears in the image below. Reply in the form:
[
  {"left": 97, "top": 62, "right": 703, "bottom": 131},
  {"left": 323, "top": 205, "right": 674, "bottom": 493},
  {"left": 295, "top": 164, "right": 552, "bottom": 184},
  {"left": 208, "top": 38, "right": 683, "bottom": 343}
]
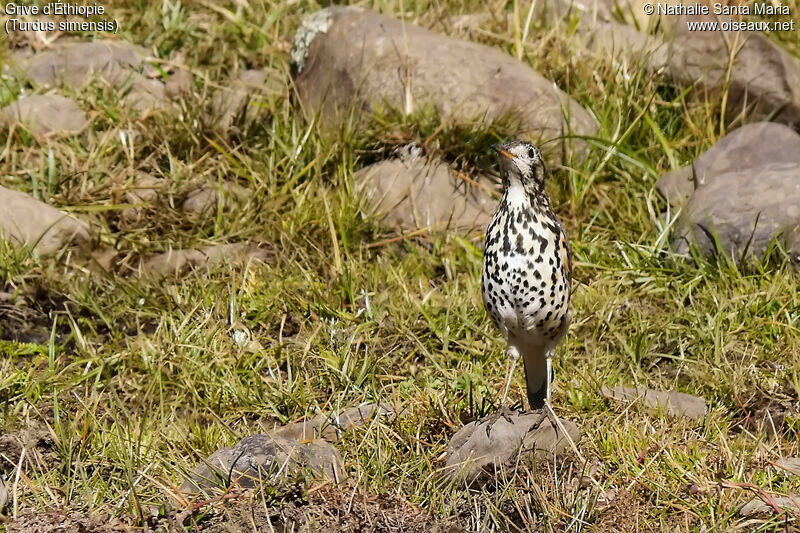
[{"left": 492, "top": 144, "right": 514, "bottom": 160}]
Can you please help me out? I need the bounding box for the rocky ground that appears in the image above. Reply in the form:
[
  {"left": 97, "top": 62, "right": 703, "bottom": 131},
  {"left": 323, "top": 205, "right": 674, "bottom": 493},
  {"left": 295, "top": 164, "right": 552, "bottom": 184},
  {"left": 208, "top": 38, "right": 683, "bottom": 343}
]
[{"left": 1, "top": 1, "right": 800, "bottom": 531}]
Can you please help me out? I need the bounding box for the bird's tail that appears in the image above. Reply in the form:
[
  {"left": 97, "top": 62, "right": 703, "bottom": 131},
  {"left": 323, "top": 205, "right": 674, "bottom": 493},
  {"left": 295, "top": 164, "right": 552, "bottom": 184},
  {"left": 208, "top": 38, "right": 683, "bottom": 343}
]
[{"left": 519, "top": 341, "right": 550, "bottom": 410}]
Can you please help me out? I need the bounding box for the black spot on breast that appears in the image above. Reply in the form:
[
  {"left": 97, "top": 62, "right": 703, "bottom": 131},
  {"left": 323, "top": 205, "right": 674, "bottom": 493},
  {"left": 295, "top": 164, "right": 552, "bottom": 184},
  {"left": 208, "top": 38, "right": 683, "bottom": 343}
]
[{"left": 515, "top": 233, "right": 525, "bottom": 254}]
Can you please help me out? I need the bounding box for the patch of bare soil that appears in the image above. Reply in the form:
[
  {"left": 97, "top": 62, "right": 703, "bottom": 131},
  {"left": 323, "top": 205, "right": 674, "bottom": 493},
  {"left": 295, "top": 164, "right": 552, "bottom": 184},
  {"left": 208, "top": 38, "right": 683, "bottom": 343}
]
[
  {"left": 592, "top": 489, "right": 695, "bottom": 532},
  {"left": 183, "top": 485, "right": 461, "bottom": 533},
  {"left": 0, "top": 283, "right": 77, "bottom": 345},
  {"left": 5, "top": 509, "right": 133, "bottom": 533},
  {"left": 0, "top": 419, "right": 58, "bottom": 473}
]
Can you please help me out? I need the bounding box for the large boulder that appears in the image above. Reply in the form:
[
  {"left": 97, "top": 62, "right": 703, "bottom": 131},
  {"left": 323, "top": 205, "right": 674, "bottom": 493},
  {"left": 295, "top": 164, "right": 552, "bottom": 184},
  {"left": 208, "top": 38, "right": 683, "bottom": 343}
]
[
  {"left": 656, "top": 123, "right": 800, "bottom": 206},
  {"left": 673, "top": 163, "right": 800, "bottom": 258},
  {"left": 667, "top": 18, "right": 800, "bottom": 129},
  {"left": 291, "top": 6, "right": 598, "bottom": 159},
  {"left": 655, "top": 123, "right": 800, "bottom": 260}
]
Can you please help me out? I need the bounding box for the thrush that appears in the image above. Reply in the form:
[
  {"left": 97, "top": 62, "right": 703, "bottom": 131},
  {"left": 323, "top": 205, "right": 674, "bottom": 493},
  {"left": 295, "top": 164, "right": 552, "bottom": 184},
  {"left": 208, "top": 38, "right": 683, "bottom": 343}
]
[{"left": 481, "top": 140, "right": 572, "bottom": 410}]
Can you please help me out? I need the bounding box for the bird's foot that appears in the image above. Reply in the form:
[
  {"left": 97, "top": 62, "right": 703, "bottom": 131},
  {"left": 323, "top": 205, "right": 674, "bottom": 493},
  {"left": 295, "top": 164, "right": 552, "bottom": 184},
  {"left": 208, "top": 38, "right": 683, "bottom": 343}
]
[{"left": 483, "top": 404, "right": 519, "bottom": 439}]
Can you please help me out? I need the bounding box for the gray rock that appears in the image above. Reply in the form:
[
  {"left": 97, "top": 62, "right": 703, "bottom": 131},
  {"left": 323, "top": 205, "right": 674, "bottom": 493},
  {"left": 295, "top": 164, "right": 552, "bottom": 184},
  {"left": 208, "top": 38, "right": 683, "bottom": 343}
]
[
  {"left": 783, "top": 224, "right": 800, "bottom": 265},
  {"left": 180, "top": 433, "right": 344, "bottom": 494},
  {"left": 135, "top": 243, "right": 273, "bottom": 277},
  {"left": 24, "top": 40, "right": 149, "bottom": 88},
  {"left": 291, "top": 6, "right": 598, "bottom": 159},
  {"left": 0, "top": 477, "right": 6, "bottom": 514},
  {"left": 775, "top": 458, "right": 800, "bottom": 476},
  {"left": 274, "top": 403, "right": 396, "bottom": 442},
  {"left": 0, "top": 186, "right": 92, "bottom": 255},
  {"left": 601, "top": 386, "right": 708, "bottom": 420},
  {"left": 18, "top": 40, "right": 191, "bottom": 111},
  {"left": 120, "top": 171, "right": 167, "bottom": 223},
  {"left": 583, "top": 22, "right": 670, "bottom": 71},
  {"left": 182, "top": 182, "right": 249, "bottom": 215},
  {"left": 0, "top": 94, "right": 88, "bottom": 137},
  {"left": 444, "top": 409, "right": 581, "bottom": 484},
  {"left": 356, "top": 147, "right": 494, "bottom": 232},
  {"left": 740, "top": 494, "right": 800, "bottom": 517},
  {"left": 89, "top": 242, "right": 273, "bottom": 277},
  {"left": 165, "top": 68, "right": 193, "bottom": 99},
  {"left": 211, "top": 69, "right": 282, "bottom": 130},
  {"left": 672, "top": 163, "right": 800, "bottom": 259},
  {"left": 548, "top": 0, "right": 800, "bottom": 130},
  {"left": 656, "top": 123, "right": 800, "bottom": 206},
  {"left": 668, "top": 20, "right": 800, "bottom": 129}
]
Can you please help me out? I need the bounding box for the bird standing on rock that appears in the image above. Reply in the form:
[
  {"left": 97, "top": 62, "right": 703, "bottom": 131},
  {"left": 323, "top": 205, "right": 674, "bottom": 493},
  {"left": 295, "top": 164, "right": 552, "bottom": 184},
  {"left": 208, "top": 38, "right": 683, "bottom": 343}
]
[{"left": 482, "top": 140, "right": 572, "bottom": 410}]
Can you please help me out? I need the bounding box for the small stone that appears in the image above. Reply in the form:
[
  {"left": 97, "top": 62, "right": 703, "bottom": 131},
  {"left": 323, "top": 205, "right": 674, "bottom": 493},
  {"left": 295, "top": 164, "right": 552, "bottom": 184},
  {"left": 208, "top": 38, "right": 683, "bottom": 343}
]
[
  {"left": 274, "top": 403, "right": 396, "bottom": 442},
  {"left": 182, "top": 182, "right": 248, "bottom": 215},
  {"left": 775, "top": 458, "right": 800, "bottom": 476},
  {"left": 740, "top": 495, "right": 800, "bottom": 517},
  {"left": 17, "top": 40, "right": 190, "bottom": 114},
  {"left": 0, "top": 186, "right": 91, "bottom": 255},
  {"left": 356, "top": 149, "right": 493, "bottom": 232},
  {"left": 601, "top": 386, "right": 708, "bottom": 420},
  {"left": 784, "top": 225, "right": 800, "bottom": 266},
  {"left": 1, "top": 94, "right": 88, "bottom": 137},
  {"left": 747, "top": 406, "right": 786, "bottom": 438},
  {"left": 135, "top": 242, "right": 274, "bottom": 278},
  {"left": 211, "top": 69, "right": 282, "bottom": 130},
  {"left": 444, "top": 409, "right": 581, "bottom": 485},
  {"left": 180, "top": 433, "right": 344, "bottom": 495},
  {"left": 120, "top": 171, "right": 167, "bottom": 223},
  {"left": 0, "top": 477, "right": 7, "bottom": 514},
  {"left": 164, "top": 68, "right": 193, "bottom": 98}
]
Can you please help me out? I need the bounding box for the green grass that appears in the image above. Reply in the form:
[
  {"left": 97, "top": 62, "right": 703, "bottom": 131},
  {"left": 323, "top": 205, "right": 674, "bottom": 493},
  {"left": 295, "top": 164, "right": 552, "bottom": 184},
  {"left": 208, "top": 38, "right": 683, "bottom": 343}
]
[{"left": 2, "top": 1, "right": 800, "bottom": 531}]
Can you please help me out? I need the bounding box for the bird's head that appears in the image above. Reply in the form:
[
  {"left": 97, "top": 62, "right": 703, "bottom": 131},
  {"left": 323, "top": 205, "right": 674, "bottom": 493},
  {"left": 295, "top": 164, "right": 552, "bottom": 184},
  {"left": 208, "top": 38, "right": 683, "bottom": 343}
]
[{"left": 492, "top": 140, "right": 546, "bottom": 196}]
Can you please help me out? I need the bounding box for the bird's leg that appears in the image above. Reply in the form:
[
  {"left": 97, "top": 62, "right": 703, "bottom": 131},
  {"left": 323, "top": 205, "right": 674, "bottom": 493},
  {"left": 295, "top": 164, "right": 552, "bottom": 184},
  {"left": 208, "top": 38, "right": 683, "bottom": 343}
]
[
  {"left": 501, "top": 357, "right": 518, "bottom": 405},
  {"left": 545, "top": 357, "right": 552, "bottom": 404}
]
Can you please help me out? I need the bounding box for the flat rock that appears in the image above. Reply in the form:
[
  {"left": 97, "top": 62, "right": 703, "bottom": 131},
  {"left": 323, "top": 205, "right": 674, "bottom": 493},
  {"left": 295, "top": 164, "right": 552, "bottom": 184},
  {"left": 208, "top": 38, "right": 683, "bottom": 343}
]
[
  {"left": 444, "top": 409, "right": 581, "bottom": 484},
  {"left": 672, "top": 163, "right": 800, "bottom": 259},
  {"left": 291, "top": 6, "right": 598, "bottom": 158},
  {"left": 136, "top": 243, "right": 273, "bottom": 277},
  {"left": 89, "top": 242, "right": 274, "bottom": 277},
  {"left": 18, "top": 40, "right": 191, "bottom": 111},
  {"left": 180, "top": 433, "right": 344, "bottom": 495},
  {"left": 274, "top": 403, "right": 396, "bottom": 442},
  {"left": 0, "top": 186, "right": 91, "bottom": 255},
  {"left": 356, "top": 145, "right": 493, "bottom": 232},
  {"left": 656, "top": 123, "right": 800, "bottom": 206},
  {"left": 602, "top": 386, "right": 707, "bottom": 420},
  {"left": 1, "top": 94, "right": 88, "bottom": 137},
  {"left": 23, "top": 40, "right": 151, "bottom": 88},
  {"left": 740, "top": 494, "right": 800, "bottom": 517}
]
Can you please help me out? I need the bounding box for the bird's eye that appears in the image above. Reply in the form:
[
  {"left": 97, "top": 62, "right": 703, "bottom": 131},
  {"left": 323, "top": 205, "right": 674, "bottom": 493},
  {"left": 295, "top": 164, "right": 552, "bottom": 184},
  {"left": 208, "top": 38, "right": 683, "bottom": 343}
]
[{"left": 527, "top": 147, "right": 536, "bottom": 159}]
